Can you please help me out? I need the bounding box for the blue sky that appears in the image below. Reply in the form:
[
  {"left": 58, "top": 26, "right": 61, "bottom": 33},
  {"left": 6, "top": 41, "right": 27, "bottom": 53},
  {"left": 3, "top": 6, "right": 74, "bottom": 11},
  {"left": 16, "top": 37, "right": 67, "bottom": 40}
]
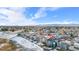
[{"left": 0, "top": 7, "right": 79, "bottom": 25}]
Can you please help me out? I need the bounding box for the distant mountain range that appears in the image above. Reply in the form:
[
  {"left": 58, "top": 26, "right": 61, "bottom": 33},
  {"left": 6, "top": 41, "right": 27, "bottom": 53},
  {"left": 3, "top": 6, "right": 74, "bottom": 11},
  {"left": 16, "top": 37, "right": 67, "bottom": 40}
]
[
  {"left": 37, "top": 24, "right": 79, "bottom": 26},
  {"left": 0, "top": 24, "right": 79, "bottom": 27}
]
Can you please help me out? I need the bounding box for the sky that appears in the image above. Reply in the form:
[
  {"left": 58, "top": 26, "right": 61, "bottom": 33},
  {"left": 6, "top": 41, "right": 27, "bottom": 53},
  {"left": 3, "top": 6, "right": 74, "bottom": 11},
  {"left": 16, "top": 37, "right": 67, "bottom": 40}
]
[{"left": 0, "top": 7, "right": 79, "bottom": 25}]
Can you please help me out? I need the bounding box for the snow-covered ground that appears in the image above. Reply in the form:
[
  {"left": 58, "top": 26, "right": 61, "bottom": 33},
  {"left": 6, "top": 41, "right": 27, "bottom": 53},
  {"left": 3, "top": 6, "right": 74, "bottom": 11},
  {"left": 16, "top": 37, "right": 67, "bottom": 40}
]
[{"left": 0, "top": 32, "right": 43, "bottom": 51}]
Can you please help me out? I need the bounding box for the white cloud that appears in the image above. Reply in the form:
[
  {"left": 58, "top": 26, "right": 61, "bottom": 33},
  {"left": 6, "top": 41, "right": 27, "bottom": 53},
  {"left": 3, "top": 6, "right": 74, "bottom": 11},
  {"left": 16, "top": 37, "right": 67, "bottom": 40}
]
[
  {"left": 0, "top": 7, "right": 61, "bottom": 26},
  {"left": 0, "top": 7, "right": 36, "bottom": 25},
  {"left": 31, "top": 8, "right": 46, "bottom": 20},
  {"left": 31, "top": 7, "right": 60, "bottom": 20}
]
